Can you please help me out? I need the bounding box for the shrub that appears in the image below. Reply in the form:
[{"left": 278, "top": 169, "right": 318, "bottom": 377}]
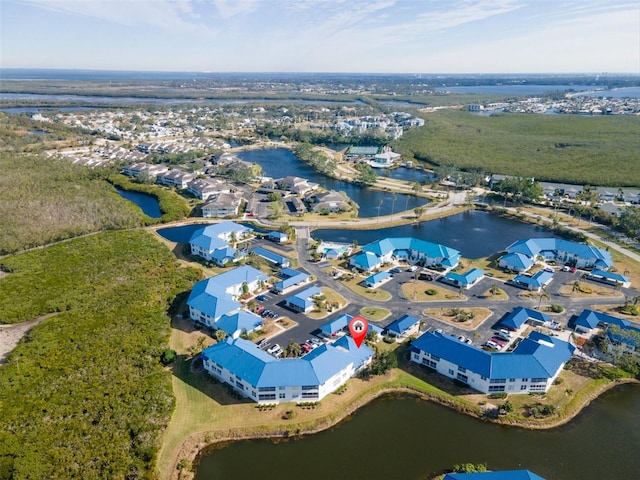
[
  {"left": 550, "top": 304, "right": 564, "bottom": 313},
  {"left": 425, "top": 288, "right": 438, "bottom": 295},
  {"left": 160, "top": 348, "right": 177, "bottom": 366},
  {"left": 488, "top": 392, "right": 508, "bottom": 399}
]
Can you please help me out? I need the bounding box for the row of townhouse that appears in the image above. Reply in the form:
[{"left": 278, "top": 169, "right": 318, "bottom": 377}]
[{"left": 188, "top": 222, "right": 252, "bottom": 266}]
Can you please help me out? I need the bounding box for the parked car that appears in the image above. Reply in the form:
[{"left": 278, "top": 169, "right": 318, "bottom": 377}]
[
  {"left": 256, "top": 294, "right": 267, "bottom": 301},
  {"left": 457, "top": 335, "right": 467, "bottom": 343},
  {"left": 389, "top": 267, "right": 401, "bottom": 274},
  {"left": 255, "top": 305, "right": 265, "bottom": 314},
  {"left": 301, "top": 343, "right": 313, "bottom": 353},
  {"left": 498, "top": 328, "right": 513, "bottom": 338},
  {"left": 464, "top": 338, "right": 473, "bottom": 344},
  {"left": 256, "top": 338, "right": 268, "bottom": 348},
  {"left": 267, "top": 344, "right": 282, "bottom": 355},
  {"left": 309, "top": 338, "right": 323, "bottom": 347},
  {"left": 491, "top": 337, "right": 506, "bottom": 347},
  {"left": 543, "top": 267, "right": 554, "bottom": 273},
  {"left": 408, "top": 265, "right": 418, "bottom": 272},
  {"left": 484, "top": 340, "right": 500, "bottom": 350}
]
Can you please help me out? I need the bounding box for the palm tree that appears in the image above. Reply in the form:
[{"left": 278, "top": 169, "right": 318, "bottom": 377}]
[
  {"left": 391, "top": 193, "right": 397, "bottom": 216},
  {"left": 537, "top": 288, "right": 550, "bottom": 310},
  {"left": 377, "top": 199, "right": 384, "bottom": 223},
  {"left": 572, "top": 281, "right": 581, "bottom": 293}
]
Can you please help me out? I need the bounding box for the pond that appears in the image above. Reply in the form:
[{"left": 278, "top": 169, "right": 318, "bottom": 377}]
[
  {"left": 157, "top": 222, "right": 269, "bottom": 243},
  {"left": 194, "top": 384, "right": 640, "bottom": 480},
  {"left": 312, "top": 210, "right": 555, "bottom": 259},
  {"left": 115, "top": 188, "right": 162, "bottom": 218},
  {"left": 237, "top": 148, "right": 429, "bottom": 218}
]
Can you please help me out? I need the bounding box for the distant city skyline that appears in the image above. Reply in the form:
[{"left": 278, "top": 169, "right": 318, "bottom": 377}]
[{"left": 2, "top": 0, "right": 639, "bottom": 74}]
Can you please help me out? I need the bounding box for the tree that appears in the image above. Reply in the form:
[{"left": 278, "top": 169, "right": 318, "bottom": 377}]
[
  {"left": 537, "top": 288, "right": 550, "bottom": 310},
  {"left": 160, "top": 348, "right": 177, "bottom": 365},
  {"left": 354, "top": 163, "right": 378, "bottom": 186},
  {"left": 413, "top": 206, "right": 425, "bottom": 219},
  {"left": 285, "top": 340, "right": 302, "bottom": 358},
  {"left": 214, "top": 330, "right": 227, "bottom": 342}
]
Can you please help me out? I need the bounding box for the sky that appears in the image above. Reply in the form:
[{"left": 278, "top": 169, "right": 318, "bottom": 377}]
[{"left": 1, "top": 0, "right": 639, "bottom": 73}]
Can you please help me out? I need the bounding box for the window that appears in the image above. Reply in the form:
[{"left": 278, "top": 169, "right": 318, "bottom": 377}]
[
  {"left": 490, "top": 378, "right": 506, "bottom": 384},
  {"left": 302, "top": 392, "right": 319, "bottom": 399},
  {"left": 259, "top": 386, "right": 276, "bottom": 392},
  {"left": 259, "top": 394, "right": 276, "bottom": 401},
  {"left": 430, "top": 354, "right": 440, "bottom": 362},
  {"left": 480, "top": 375, "right": 487, "bottom": 381},
  {"left": 279, "top": 393, "right": 286, "bottom": 399},
  {"left": 520, "top": 385, "right": 528, "bottom": 391},
  {"left": 531, "top": 378, "right": 547, "bottom": 383},
  {"left": 456, "top": 373, "right": 468, "bottom": 383},
  {"left": 235, "top": 381, "right": 244, "bottom": 390},
  {"left": 302, "top": 385, "right": 317, "bottom": 391},
  {"left": 448, "top": 369, "right": 454, "bottom": 376},
  {"left": 509, "top": 378, "right": 516, "bottom": 382},
  {"left": 279, "top": 386, "right": 286, "bottom": 390},
  {"left": 458, "top": 366, "right": 467, "bottom": 373},
  {"left": 522, "top": 378, "right": 528, "bottom": 382},
  {"left": 488, "top": 385, "right": 505, "bottom": 392}
]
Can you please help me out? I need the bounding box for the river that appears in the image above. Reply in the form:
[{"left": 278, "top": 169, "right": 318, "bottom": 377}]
[{"left": 194, "top": 384, "right": 640, "bottom": 480}]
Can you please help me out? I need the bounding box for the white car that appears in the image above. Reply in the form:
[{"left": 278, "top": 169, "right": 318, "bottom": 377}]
[
  {"left": 267, "top": 344, "right": 282, "bottom": 356},
  {"left": 408, "top": 266, "right": 418, "bottom": 272}
]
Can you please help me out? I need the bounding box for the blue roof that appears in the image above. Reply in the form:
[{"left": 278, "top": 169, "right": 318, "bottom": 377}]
[
  {"left": 202, "top": 336, "right": 373, "bottom": 388},
  {"left": 361, "top": 237, "right": 460, "bottom": 262},
  {"left": 412, "top": 330, "right": 574, "bottom": 381},
  {"left": 500, "top": 252, "right": 534, "bottom": 270},
  {"left": 386, "top": 314, "right": 420, "bottom": 335},
  {"left": 275, "top": 271, "right": 310, "bottom": 291},
  {"left": 279, "top": 267, "right": 303, "bottom": 278},
  {"left": 365, "top": 271, "right": 391, "bottom": 285},
  {"left": 444, "top": 470, "right": 545, "bottom": 480},
  {"left": 504, "top": 238, "right": 612, "bottom": 268},
  {"left": 444, "top": 268, "right": 484, "bottom": 285},
  {"left": 319, "top": 314, "right": 351, "bottom": 336},
  {"left": 268, "top": 231, "right": 287, "bottom": 239},
  {"left": 251, "top": 246, "right": 289, "bottom": 265},
  {"left": 589, "top": 269, "right": 629, "bottom": 283},
  {"left": 216, "top": 311, "right": 263, "bottom": 335},
  {"left": 513, "top": 270, "right": 553, "bottom": 288},
  {"left": 211, "top": 247, "right": 239, "bottom": 263},
  {"left": 501, "top": 307, "right": 549, "bottom": 330},
  {"left": 286, "top": 285, "right": 322, "bottom": 310},
  {"left": 574, "top": 309, "right": 603, "bottom": 329},
  {"left": 189, "top": 222, "right": 251, "bottom": 251},
  {"left": 351, "top": 251, "right": 381, "bottom": 270},
  {"left": 187, "top": 266, "right": 268, "bottom": 319}
]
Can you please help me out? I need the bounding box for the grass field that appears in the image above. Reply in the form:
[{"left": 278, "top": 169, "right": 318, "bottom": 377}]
[{"left": 394, "top": 110, "right": 640, "bottom": 187}]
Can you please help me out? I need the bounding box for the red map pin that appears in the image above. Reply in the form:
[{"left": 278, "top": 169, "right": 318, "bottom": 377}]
[{"left": 348, "top": 315, "right": 369, "bottom": 348}]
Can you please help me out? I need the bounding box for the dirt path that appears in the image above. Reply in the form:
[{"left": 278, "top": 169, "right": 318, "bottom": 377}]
[{"left": 0, "top": 313, "right": 58, "bottom": 364}]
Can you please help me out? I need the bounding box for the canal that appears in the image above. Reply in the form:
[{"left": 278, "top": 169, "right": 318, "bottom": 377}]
[{"left": 194, "top": 384, "right": 640, "bottom": 480}]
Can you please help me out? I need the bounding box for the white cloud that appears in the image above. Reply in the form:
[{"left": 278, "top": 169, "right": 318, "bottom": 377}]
[{"left": 209, "top": 0, "right": 259, "bottom": 19}]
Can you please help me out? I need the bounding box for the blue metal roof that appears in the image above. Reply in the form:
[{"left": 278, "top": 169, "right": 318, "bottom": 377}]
[
  {"left": 385, "top": 314, "right": 420, "bottom": 335},
  {"left": 202, "top": 336, "right": 373, "bottom": 389},
  {"left": 590, "top": 269, "right": 629, "bottom": 283},
  {"left": 411, "top": 330, "right": 574, "bottom": 381},
  {"left": 444, "top": 268, "right": 484, "bottom": 286},
  {"left": 513, "top": 270, "right": 553, "bottom": 288},
  {"left": 268, "top": 231, "right": 287, "bottom": 239},
  {"left": 286, "top": 285, "right": 322, "bottom": 310},
  {"left": 444, "top": 470, "right": 545, "bottom": 480},
  {"left": 251, "top": 246, "right": 289, "bottom": 265},
  {"left": 361, "top": 237, "right": 461, "bottom": 265},
  {"left": 216, "top": 311, "right": 263, "bottom": 335},
  {"left": 275, "top": 271, "right": 310, "bottom": 291},
  {"left": 504, "top": 238, "right": 612, "bottom": 268},
  {"left": 351, "top": 251, "right": 381, "bottom": 270},
  {"left": 574, "top": 309, "right": 602, "bottom": 329},
  {"left": 319, "top": 314, "right": 351, "bottom": 336},
  {"left": 500, "top": 252, "right": 534, "bottom": 270},
  {"left": 211, "top": 247, "right": 238, "bottom": 263},
  {"left": 501, "top": 307, "right": 549, "bottom": 330},
  {"left": 280, "top": 267, "right": 303, "bottom": 278},
  {"left": 365, "top": 271, "right": 391, "bottom": 285}
]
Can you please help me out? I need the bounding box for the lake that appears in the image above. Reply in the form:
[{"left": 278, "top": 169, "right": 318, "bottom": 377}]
[
  {"left": 237, "top": 148, "right": 429, "bottom": 218},
  {"left": 312, "top": 210, "right": 554, "bottom": 259},
  {"left": 115, "top": 188, "right": 162, "bottom": 218},
  {"left": 194, "top": 384, "right": 640, "bottom": 480}
]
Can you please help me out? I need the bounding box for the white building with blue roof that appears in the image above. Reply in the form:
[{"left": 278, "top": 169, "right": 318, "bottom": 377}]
[
  {"left": 187, "top": 266, "right": 268, "bottom": 328},
  {"left": 512, "top": 270, "right": 554, "bottom": 292},
  {"left": 442, "top": 268, "right": 485, "bottom": 289},
  {"left": 499, "top": 238, "right": 612, "bottom": 272},
  {"left": 201, "top": 336, "right": 373, "bottom": 403},
  {"left": 501, "top": 307, "right": 549, "bottom": 331},
  {"left": 350, "top": 237, "right": 461, "bottom": 273},
  {"left": 189, "top": 221, "right": 252, "bottom": 263},
  {"left": 273, "top": 268, "right": 311, "bottom": 294},
  {"left": 350, "top": 237, "right": 460, "bottom": 271},
  {"left": 384, "top": 314, "right": 420, "bottom": 339},
  {"left": 410, "top": 331, "right": 574, "bottom": 394}
]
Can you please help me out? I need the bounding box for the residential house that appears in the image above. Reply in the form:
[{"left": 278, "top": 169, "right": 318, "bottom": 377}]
[
  {"left": 511, "top": 270, "right": 554, "bottom": 292},
  {"left": 273, "top": 268, "right": 311, "bottom": 294},
  {"left": 276, "top": 176, "right": 318, "bottom": 195},
  {"left": 306, "top": 190, "right": 352, "bottom": 212},
  {"left": 587, "top": 269, "right": 631, "bottom": 288},
  {"left": 201, "top": 335, "right": 373, "bottom": 404},
  {"left": 267, "top": 231, "right": 288, "bottom": 243},
  {"left": 251, "top": 247, "right": 290, "bottom": 268},
  {"left": 122, "top": 162, "right": 169, "bottom": 179},
  {"left": 501, "top": 307, "right": 549, "bottom": 331},
  {"left": 410, "top": 331, "right": 574, "bottom": 394},
  {"left": 364, "top": 271, "right": 391, "bottom": 288},
  {"left": 215, "top": 311, "right": 264, "bottom": 339},
  {"left": 187, "top": 178, "right": 232, "bottom": 201}
]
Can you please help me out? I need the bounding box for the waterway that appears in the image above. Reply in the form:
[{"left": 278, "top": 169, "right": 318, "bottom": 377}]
[
  {"left": 194, "top": 384, "right": 640, "bottom": 480},
  {"left": 313, "top": 210, "right": 554, "bottom": 259},
  {"left": 236, "top": 148, "right": 429, "bottom": 218},
  {"left": 115, "top": 188, "right": 162, "bottom": 218},
  {"left": 434, "top": 84, "right": 596, "bottom": 95}
]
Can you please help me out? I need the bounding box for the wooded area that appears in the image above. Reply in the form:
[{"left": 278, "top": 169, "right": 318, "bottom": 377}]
[{"left": 0, "top": 231, "right": 200, "bottom": 478}]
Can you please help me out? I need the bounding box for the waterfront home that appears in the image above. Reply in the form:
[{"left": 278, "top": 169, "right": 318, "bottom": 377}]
[
  {"left": 498, "top": 252, "right": 534, "bottom": 272},
  {"left": 384, "top": 314, "right": 420, "bottom": 339},
  {"left": 441, "top": 268, "right": 485, "bottom": 289},
  {"left": 410, "top": 331, "right": 574, "bottom": 394},
  {"left": 189, "top": 222, "right": 252, "bottom": 261},
  {"left": 156, "top": 169, "right": 196, "bottom": 189},
  {"left": 443, "top": 470, "right": 545, "bottom": 480},
  {"left": 215, "top": 310, "right": 263, "bottom": 338},
  {"left": 575, "top": 309, "right": 640, "bottom": 354},
  {"left": 202, "top": 192, "right": 244, "bottom": 218},
  {"left": 187, "top": 178, "right": 232, "bottom": 201},
  {"left": 500, "top": 307, "right": 549, "bottom": 331},
  {"left": 209, "top": 246, "right": 243, "bottom": 267},
  {"left": 251, "top": 247, "right": 290, "bottom": 268},
  {"left": 350, "top": 237, "right": 461, "bottom": 273},
  {"left": 201, "top": 335, "right": 373, "bottom": 404},
  {"left": 187, "top": 266, "right": 268, "bottom": 327},
  {"left": 499, "top": 238, "right": 612, "bottom": 272},
  {"left": 511, "top": 270, "right": 553, "bottom": 292},
  {"left": 273, "top": 268, "right": 311, "bottom": 294},
  {"left": 276, "top": 176, "right": 318, "bottom": 195}
]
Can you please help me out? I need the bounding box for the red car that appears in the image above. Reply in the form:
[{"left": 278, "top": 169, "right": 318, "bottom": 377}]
[
  {"left": 490, "top": 337, "right": 506, "bottom": 347},
  {"left": 301, "top": 343, "right": 313, "bottom": 353}
]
